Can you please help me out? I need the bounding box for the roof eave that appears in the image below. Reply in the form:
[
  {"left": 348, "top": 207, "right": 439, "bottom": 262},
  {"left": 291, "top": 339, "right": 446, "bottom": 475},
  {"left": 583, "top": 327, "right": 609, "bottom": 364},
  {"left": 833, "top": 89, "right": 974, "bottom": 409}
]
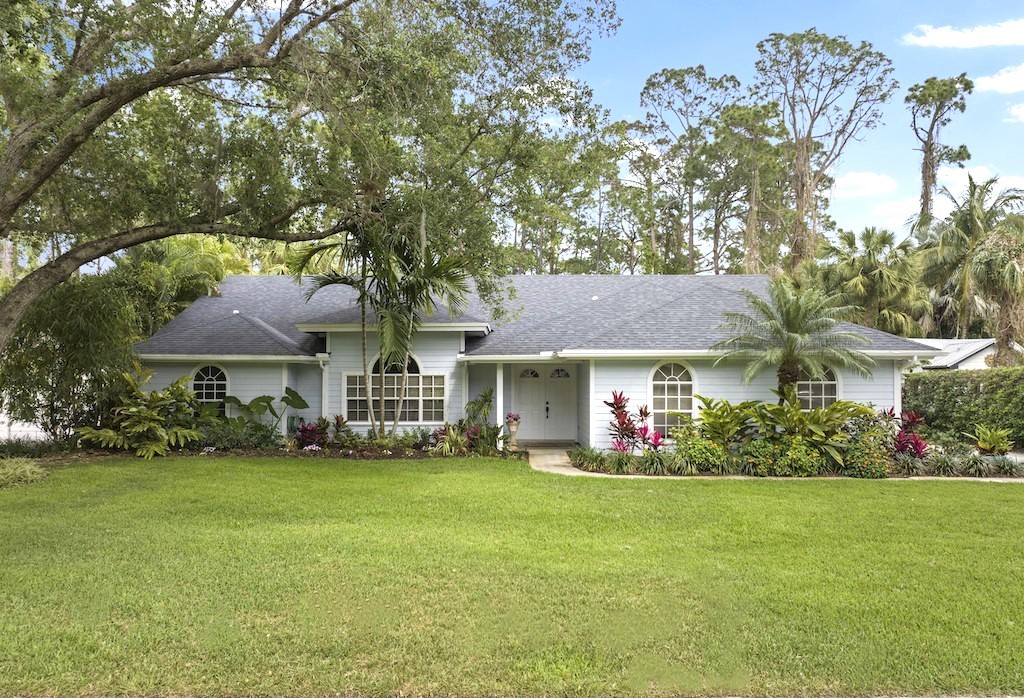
[{"left": 139, "top": 353, "right": 321, "bottom": 363}]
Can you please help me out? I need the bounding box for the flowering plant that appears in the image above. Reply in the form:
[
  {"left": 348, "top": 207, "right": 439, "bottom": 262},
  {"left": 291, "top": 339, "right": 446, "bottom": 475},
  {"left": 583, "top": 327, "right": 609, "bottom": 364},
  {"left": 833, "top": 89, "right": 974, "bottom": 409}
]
[{"left": 506, "top": 412, "right": 521, "bottom": 424}]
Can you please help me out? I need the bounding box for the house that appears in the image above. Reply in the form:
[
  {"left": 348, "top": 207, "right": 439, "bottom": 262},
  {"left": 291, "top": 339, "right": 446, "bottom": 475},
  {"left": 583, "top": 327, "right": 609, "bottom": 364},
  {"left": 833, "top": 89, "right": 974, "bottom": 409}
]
[
  {"left": 914, "top": 338, "right": 1000, "bottom": 370},
  {"left": 135, "top": 274, "right": 939, "bottom": 449}
]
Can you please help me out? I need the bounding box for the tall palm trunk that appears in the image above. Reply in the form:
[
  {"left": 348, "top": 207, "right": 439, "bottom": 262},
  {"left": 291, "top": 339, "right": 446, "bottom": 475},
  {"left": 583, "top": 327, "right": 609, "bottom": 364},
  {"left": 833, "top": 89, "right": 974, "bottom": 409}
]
[
  {"left": 359, "top": 256, "right": 378, "bottom": 437},
  {"left": 390, "top": 324, "right": 415, "bottom": 438}
]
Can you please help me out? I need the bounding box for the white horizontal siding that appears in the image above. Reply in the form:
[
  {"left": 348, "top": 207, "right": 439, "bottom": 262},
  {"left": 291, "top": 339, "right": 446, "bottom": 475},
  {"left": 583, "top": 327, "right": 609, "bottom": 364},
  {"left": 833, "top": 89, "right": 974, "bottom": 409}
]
[
  {"left": 287, "top": 364, "right": 324, "bottom": 425},
  {"left": 144, "top": 361, "right": 287, "bottom": 421},
  {"left": 325, "top": 330, "right": 464, "bottom": 434},
  {"left": 589, "top": 358, "right": 898, "bottom": 450}
]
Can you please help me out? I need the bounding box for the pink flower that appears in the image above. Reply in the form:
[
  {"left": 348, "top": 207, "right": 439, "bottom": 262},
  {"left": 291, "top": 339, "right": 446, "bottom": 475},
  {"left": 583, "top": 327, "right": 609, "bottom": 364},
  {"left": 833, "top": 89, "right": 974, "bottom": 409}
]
[
  {"left": 636, "top": 424, "right": 650, "bottom": 441},
  {"left": 612, "top": 439, "right": 629, "bottom": 453},
  {"left": 648, "top": 431, "right": 664, "bottom": 449}
]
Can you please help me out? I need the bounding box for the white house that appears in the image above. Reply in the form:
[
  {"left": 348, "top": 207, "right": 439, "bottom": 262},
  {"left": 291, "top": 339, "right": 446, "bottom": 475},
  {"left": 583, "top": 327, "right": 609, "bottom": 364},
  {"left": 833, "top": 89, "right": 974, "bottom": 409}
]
[
  {"left": 135, "top": 275, "right": 939, "bottom": 449},
  {"left": 914, "top": 338, "right": 1001, "bottom": 371}
]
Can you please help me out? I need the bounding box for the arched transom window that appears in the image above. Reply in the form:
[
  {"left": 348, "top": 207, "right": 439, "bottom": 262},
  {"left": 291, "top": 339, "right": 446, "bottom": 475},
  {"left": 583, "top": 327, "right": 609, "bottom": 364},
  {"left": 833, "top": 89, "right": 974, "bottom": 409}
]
[
  {"left": 651, "top": 362, "right": 693, "bottom": 435},
  {"left": 345, "top": 357, "right": 445, "bottom": 423},
  {"left": 796, "top": 368, "right": 838, "bottom": 409},
  {"left": 520, "top": 368, "right": 540, "bottom": 379},
  {"left": 193, "top": 365, "right": 227, "bottom": 415},
  {"left": 550, "top": 368, "right": 571, "bottom": 379}
]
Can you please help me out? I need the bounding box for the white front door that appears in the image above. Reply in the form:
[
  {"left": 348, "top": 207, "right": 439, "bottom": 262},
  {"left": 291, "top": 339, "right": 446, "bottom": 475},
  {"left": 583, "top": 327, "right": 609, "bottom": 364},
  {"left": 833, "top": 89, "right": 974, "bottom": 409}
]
[{"left": 513, "top": 365, "right": 577, "bottom": 442}]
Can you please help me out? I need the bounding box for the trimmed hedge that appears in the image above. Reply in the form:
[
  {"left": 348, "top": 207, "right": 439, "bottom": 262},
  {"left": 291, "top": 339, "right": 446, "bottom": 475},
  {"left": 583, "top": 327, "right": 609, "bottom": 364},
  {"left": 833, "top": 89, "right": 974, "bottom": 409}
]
[{"left": 903, "top": 367, "right": 1024, "bottom": 443}]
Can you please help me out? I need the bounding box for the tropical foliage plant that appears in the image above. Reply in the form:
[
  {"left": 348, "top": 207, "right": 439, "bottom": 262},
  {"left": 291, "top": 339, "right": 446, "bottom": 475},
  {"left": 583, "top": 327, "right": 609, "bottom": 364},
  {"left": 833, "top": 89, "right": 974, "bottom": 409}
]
[{"left": 78, "top": 373, "right": 211, "bottom": 459}]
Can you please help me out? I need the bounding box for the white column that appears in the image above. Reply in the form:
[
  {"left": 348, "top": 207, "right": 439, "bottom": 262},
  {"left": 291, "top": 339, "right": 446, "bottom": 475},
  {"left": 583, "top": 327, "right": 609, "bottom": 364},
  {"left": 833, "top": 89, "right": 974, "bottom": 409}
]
[
  {"left": 495, "top": 363, "right": 504, "bottom": 450},
  {"left": 280, "top": 364, "right": 289, "bottom": 436}
]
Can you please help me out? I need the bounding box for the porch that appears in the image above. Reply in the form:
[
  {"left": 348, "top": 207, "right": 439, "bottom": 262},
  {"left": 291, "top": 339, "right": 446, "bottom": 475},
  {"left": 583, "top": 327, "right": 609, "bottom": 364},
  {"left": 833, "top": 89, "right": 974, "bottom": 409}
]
[{"left": 465, "top": 361, "right": 592, "bottom": 446}]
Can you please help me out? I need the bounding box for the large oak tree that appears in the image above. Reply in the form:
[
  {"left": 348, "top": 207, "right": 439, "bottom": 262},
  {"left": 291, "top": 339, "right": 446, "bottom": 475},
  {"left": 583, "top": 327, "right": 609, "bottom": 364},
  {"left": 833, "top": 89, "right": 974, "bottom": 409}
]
[{"left": 0, "top": 0, "right": 616, "bottom": 351}]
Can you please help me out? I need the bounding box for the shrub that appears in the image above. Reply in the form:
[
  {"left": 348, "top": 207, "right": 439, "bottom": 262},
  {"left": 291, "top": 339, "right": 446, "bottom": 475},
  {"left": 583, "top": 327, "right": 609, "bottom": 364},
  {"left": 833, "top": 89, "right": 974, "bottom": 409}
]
[
  {"left": 895, "top": 430, "right": 928, "bottom": 459},
  {"left": 568, "top": 445, "right": 606, "bottom": 471},
  {"left": 927, "top": 451, "right": 962, "bottom": 477},
  {"left": 691, "top": 396, "right": 758, "bottom": 451},
  {"left": 0, "top": 438, "right": 70, "bottom": 459},
  {"left": 961, "top": 453, "right": 993, "bottom": 478},
  {"left": 671, "top": 434, "right": 728, "bottom": 473},
  {"left": 637, "top": 449, "right": 667, "bottom": 476},
  {"left": 78, "top": 372, "right": 209, "bottom": 459},
  {"left": 841, "top": 439, "right": 890, "bottom": 479},
  {"left": 607, "top": 450, "right": 634, "bottom": 475},
  {"left": 963, "top": 424, "right": 1014, "bottom": 456},
  {"left": 988, "top": 456, "right": 1023, "bottom": 477},
  {"left": 0, "top": 458, "right": 48, "bottom": 489},
  {"left": 295, "top": 420, "right": 329, "bottom": 449},
  {"left": 664, "top": 450, "right": 698, "bottom": 476},
  {"left": 201, "top": 420, "right": 282, "bottom": 450},
  {"left": 904, "top": 367, "right": 1024, "bottom": 444},
  {"left": 432, "top": 424, "right": 468, "bottom": 456},
  {"left": 738, "top": 439, "right": 777, "bottom": 477},
  {"left": 892, "top": 452, "right": 927, "bottom": 477},
  {"left": 776, "top": 435, "right": 825, "bottom": 477},
  {"left": 753, "top": 387, "right": 873, "bottom": 469}
]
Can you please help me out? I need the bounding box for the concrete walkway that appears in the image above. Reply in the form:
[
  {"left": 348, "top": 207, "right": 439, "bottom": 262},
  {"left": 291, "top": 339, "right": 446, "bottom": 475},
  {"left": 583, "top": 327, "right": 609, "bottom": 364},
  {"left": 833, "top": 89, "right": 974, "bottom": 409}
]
[{"left": 525, "top": 447, "right": 1024, "bottom": 482}]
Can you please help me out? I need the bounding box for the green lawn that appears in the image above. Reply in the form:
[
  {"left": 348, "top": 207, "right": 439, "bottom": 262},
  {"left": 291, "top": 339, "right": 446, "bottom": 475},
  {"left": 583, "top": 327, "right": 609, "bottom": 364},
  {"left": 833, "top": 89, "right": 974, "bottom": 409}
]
[{"left": 2, "top": 457, "right": 1023, "bottom": 697}]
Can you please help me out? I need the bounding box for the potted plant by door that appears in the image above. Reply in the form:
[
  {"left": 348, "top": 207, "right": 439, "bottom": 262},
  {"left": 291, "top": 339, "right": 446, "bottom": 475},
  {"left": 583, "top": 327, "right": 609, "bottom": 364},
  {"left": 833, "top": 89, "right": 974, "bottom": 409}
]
[{"left": 506, "top": 412, "right": 521, "bottom": 451}]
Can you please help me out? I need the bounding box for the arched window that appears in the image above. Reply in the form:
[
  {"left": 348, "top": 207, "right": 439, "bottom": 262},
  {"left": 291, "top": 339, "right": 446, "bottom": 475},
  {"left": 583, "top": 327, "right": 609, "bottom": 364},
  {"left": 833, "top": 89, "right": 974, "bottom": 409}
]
[
  {"left": 520, "top": 368, "right": 540, "bottom": 379},
  {"left": 796, "top": 368, "right": 838, "bottom": 409},
  {"left": 193, "top": 365, "right": 227, "bottom": 415},
  {"left": 550, "top": 368, "right": 571, "bottom": 379},
  {"left": 650, "top": 362, "right": 693, "bottom": 435},
  {"left": 345, "top": 356, "right": 445, "bottom": 423}
]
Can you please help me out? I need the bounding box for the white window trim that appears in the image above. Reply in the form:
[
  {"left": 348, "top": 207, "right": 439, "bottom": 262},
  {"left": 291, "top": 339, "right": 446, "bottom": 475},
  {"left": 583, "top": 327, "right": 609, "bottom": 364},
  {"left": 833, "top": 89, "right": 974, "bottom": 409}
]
[
  {"left": 647, "top": 360, "right": 698, "bottom": 434},
  {"left": 795, "top": 368, "right": 843, "bottom": 409},
  {"left": 189, "top": 364, "right": 229, "bottom": 407},
  {"left": 342, "top": 366, "right": 449, "bottom": 426}
]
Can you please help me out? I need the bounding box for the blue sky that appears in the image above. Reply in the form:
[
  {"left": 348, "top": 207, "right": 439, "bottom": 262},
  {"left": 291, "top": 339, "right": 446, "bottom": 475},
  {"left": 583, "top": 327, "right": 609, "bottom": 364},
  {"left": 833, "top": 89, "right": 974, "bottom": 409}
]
[{"left": 574, "top": 1, "right": 1024, "bottom": 234}]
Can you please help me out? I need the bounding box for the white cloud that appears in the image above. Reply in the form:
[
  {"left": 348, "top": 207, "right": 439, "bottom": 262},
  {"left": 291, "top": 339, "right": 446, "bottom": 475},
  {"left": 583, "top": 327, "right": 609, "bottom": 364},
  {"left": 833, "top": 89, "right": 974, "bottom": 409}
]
[
  {"left": 1007, "top": 104, "right": 1024, "bottom": 122},
  {"left": 936, "top": 164, "right": 1024, "bottom": 198},
  {"left": 863, "top": 196, "right": 920, "bottom": 232},
  {"left": 975, "top": 63, "right": 1024, "bottom": 93},
  {"left": 831, "top": 171, "right": 899, "bottom": 199},
  {"left": 902, "top": 18, "right": 1024, "bottom": 48}
]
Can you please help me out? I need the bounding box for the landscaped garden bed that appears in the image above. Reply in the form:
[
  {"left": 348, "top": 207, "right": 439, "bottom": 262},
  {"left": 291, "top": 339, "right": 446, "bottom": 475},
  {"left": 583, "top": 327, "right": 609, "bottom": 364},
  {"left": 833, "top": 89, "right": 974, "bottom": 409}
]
[{"left": 567, "top": 388, "right": 1023, "bottom": 479}]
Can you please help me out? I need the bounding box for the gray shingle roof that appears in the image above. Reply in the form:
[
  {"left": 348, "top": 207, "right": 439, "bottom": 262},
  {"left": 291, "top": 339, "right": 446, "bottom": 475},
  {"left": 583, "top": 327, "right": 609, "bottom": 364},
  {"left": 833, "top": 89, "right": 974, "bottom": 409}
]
[{"left": 135, "top": 274, "right": 936, "bottom": 357}]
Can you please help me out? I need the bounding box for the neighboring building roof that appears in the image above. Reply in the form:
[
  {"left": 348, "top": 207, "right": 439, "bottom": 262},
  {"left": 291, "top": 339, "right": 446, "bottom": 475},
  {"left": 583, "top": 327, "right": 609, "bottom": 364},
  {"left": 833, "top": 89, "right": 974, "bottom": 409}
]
[
  {"left": 135, "top": 274, "right": 938, "bottom": 358},
  {"left": 914, "top": 338, "right": 996, "bottom": 369}
]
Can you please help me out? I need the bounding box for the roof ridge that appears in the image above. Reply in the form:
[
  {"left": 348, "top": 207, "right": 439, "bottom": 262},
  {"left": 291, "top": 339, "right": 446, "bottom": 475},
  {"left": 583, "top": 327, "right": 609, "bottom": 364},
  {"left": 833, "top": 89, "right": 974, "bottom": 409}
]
[{"left": 239, "top": 315, "right": 306, "bottom": 354}]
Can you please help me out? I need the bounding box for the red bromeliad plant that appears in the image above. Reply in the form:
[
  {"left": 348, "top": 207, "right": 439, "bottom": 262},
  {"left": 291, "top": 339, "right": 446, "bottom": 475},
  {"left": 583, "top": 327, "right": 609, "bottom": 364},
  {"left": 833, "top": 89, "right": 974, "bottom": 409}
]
[{"left": 605, "top": 390, "right": 663, "bottom": 453}]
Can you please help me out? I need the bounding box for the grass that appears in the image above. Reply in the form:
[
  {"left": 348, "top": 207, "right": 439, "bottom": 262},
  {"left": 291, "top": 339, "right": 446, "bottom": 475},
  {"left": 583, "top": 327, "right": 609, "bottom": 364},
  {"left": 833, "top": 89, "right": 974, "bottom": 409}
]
[
  {"left": 2, "top": 456, "right": 1024, "bottom": 697},
  {"left": 0, "top": 457, "right": 49, "bottom": 489}
]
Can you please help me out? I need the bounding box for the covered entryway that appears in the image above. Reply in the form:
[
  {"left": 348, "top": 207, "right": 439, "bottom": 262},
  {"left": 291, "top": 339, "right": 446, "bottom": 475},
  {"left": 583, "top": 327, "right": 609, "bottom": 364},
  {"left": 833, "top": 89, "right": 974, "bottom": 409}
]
[{"left": 512, "top": 364, "right": 577, "bottom": 442}]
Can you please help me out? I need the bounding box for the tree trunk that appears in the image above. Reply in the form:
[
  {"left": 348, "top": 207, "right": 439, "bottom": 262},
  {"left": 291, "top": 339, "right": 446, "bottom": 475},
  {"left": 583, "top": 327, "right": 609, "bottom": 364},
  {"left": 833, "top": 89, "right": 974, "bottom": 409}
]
[
  {"left": 687, "top": 186, "right": 696, "bottom": 273},
  {"left": 744, "top": 166, "right": 761, "bottom": 274},
  {"left": 919, "top": 140, "right": 935, "bottom": 226},
  {"left": 0, "top": 239, "right": 14, "bottom": 280},
  {"left": 776, "top": 362, "right": 800, "bottom": 400},
  {"left": 359, "top": 258, "right": 378, "bottom": 438}
]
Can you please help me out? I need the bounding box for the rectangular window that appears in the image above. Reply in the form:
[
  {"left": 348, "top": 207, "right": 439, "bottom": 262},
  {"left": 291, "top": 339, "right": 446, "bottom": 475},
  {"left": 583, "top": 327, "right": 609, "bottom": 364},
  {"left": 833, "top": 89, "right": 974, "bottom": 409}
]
[{"left": 345, "top": 374, "right": 445, "bottom": 423}]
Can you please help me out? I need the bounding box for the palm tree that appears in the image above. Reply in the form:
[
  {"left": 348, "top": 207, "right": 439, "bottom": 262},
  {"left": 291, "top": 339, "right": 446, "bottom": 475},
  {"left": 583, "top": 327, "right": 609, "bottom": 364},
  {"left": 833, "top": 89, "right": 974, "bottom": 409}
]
[
  {"left": 713, "top": 277, "right": 875, "bottom": 394},
  {"left": 816, "top": 227, "right": 930, "bottom": 337},
  {"left": 967, "top": 216, "right": 1024, "bottom": 364},
  {"left": 293, "top": 219, "right": 469, "bottom": 438},
  {"left": 919, "top": 176, "right": 1023, "bottom": 338}
]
